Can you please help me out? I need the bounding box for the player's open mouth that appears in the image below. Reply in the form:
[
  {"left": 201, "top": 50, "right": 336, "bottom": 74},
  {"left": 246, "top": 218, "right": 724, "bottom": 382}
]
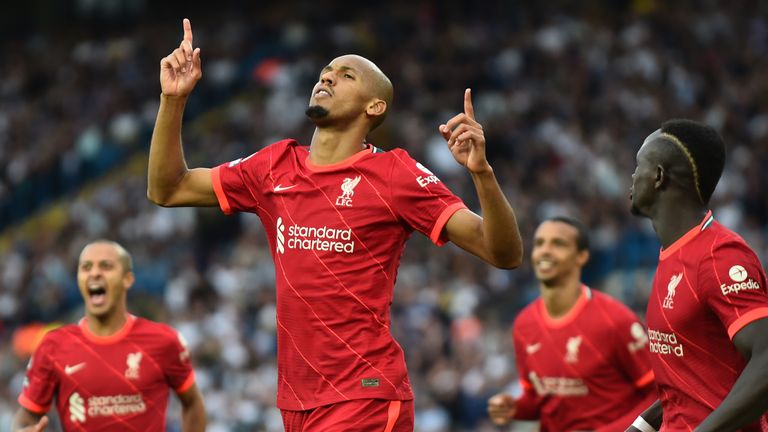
[
  {"left": 315, "top": 88, "right": 332, "bottom": 98},
  {"left": 88, "top": 286, "right": 107, "bottom": 306},
  {"left": 536, "top": 260, "right": 555, "bottom": 271}
]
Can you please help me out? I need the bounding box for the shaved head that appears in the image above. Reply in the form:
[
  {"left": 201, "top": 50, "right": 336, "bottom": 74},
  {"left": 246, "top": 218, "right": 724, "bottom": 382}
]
[
  {"left": 334, "top": 54, "right": 393, "bottom": 130},
  {"left": 80, "top": 239, "right": 133, "bottom": 273},
  {"left": 642, "top": 121, "right": 725, "bottom": 204}
]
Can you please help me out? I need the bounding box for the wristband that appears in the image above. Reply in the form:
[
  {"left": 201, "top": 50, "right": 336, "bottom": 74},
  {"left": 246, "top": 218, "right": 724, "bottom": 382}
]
[{"left": 631, "top": 416, "right": 656, "bottom": 432}]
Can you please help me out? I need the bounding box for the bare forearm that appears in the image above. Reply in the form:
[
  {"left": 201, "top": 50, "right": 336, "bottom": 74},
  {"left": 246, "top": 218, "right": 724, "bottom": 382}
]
[
  {"left": 12, "top": 408, "right": 45, "bottom": 431},
  {"left": 695, "top": 353, "right": 768, "bottom": 431},
  {"left": 148, "top": 94, "right": 191, "bottom": 204},
  {"left": 471, "top": 168, "right": 523, "bottom": 268},
  {"left": 181, "top": 401, "right": 206, "bottom": 432}
]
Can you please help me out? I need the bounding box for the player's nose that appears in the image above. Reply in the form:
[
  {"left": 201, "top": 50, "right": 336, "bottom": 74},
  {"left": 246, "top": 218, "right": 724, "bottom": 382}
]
[{"left": 320, "top": 71, "right": 335, "bottom": 86}]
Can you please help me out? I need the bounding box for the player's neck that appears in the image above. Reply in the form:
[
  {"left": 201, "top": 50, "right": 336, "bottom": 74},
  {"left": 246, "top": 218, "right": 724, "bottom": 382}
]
[
  {"left": 86, "top": 310, "right": 128, "bottom": 337},
  {"left": 652, "top": 204, "right": 708, "bottom": 249},
  {"left": 540, "top": 279, "right": 582, "bottom": 319},
  {"left": 309, "top": 126, "right": 368, "bottom": 165}
]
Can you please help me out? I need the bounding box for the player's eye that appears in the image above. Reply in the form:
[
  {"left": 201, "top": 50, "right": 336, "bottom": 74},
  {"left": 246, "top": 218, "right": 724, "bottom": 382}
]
[{"left": 344, "top": 73, "right": 354, "bottom": 79}]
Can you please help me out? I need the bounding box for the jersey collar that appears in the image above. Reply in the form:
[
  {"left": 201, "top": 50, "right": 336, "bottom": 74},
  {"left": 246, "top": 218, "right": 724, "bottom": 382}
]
[
  {"left": 304, "top": 143, "right": 375, "bottom": 172},
  {"left": 659, "top": 210, "right": 714, "bottom": 261},
  {"left": 540, "top": 284, "right": 592, "bottom": 329},
  {"left": 79, "top": 314, "right": 136, "bottom": 344}
]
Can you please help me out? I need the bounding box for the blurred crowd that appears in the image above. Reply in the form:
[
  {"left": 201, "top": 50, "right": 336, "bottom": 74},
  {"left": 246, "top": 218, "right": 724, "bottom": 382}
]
[{"left": 1, "top": 1, "right": 767, "bottom": 431}]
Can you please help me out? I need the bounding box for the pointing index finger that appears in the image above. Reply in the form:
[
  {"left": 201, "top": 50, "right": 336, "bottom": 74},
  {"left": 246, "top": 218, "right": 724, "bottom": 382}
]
[
  {"left": 464, "top": 88, "right": 475, "bottom": 120},
  {"left": 183, "top": 18, "right": 193, "bottom": 44}
]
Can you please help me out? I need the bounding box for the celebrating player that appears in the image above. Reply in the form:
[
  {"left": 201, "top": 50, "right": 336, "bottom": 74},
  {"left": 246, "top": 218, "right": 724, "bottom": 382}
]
[
  {"left": 487, "top": 217, "right": 655, "bottom": 431},
  {"left": 147, "top": 18, "right": 523, "bottom": 431},
  {"left": 627, "top": 119, "right": 768, "bottom": 431},
  {"left": 12, "top": 240, "right": 206, "bottom": 432}
]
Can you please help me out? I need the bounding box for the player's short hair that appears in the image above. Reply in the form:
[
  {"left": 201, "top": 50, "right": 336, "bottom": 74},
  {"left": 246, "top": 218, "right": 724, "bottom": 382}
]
[
  {"left": 85, "top": 239, "right": 134, "bottom": 272},
  {"left": 544, "top": 216, "right": 590, "bottom": 251},
  {"left": 368, "top": 67, "right": 392, "bottom": 131},
  {"left": 660, "top": 119, "right": 725, "bottom": 204}
]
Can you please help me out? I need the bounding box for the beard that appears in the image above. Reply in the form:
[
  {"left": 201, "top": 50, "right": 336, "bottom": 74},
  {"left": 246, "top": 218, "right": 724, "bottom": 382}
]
[{"left": 305, "top": 105, "right": 330, "bottom": 122}]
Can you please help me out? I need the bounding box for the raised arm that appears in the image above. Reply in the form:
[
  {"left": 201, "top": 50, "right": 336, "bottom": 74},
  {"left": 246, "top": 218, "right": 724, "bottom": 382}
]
[
  {"left": 12, "top": 408, "right": 48, "bottom": 432},
  {"left": 439, "top": 89, "right": 523, "bottom": 269},
  {"left": 147, "top": 18, "right": 217, "bottom": 208},
  {"left": 694, "top": 318, "right": 768, "bottom": 431}
]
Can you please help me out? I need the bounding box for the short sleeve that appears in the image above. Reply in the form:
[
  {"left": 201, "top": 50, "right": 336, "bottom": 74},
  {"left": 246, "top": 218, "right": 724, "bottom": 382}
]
[
  {"left": 608, "top": 306, "right": 655, "bottom": 388},
  {"left": 389, "top": 151, "right": 466, "bottom": 245},
  {"left": 161, "top": 329, "right": 196, "bottom": 394},
  {"left": 18, "top": 334, "right": 59, "bottom": 414},
  {"left": 699, "top": 241, "right": 768, "bottom": 339},
  {"left": 212, "top": 142, "right": 281, "bottom": 215}
]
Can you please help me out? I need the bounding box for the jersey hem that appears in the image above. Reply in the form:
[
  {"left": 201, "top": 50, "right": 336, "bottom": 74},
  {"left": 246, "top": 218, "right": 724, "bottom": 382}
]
[{"left": 276, "top": 391, "right": 414, "bottom": 411}]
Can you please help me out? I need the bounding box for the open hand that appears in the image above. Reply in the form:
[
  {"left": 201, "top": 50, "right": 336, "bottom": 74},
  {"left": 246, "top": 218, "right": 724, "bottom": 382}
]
[
  {"left": 439, "top": 89, "right": 491, "bottom": 175},
  {"left": 17, "top": 415, "right": 48, "bottom": 432},
  {"left": 487, "top": 393, "right": 516, "bottom": 425},
  {"left": 160, "top": 18, "right": 202, "bottom": 97}
]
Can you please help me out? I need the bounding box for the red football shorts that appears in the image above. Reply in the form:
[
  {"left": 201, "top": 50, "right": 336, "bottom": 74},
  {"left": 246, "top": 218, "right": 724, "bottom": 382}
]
[{"left": 281, "top": 398, "right": 414, "bottom": 432}]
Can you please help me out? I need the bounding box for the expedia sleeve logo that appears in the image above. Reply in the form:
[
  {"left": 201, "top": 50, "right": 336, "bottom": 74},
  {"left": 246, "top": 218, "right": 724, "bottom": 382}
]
[
  {"left": 721, "top": 265, "right": 762, "bottom": 296},
  {"left": 415, "top": 163, "right": 441, "bottom": 187}
]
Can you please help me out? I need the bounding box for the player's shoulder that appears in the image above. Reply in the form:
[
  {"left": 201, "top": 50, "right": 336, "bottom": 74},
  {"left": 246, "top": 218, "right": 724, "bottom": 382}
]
[
  {"left": 590, "top": 289, "right": 628, "bottom": 308},
  {"left": 385, "top": 146, "right": 423, "bottom": 165},
  {"left": 132, "top": 317, "right": 179, "bottom": 340},
  {"left": 269, "top": 138, "right": 301, "bottom": 150},
  {"left": 41, "top": 324, "right": 82, "bottom": 345},
  {"left": 35, "top": 323, "right": 80, "bottom": 351},
  {"left": 248, "top": 139, "right": 304, "bottom": 160},
  {"left": 589, "top": 289, "right": 638, "bottom": 315},
  {"left": 513, "top": 300, "right": 541, "bottom": 330},
  {"left": 707, "top": 221, "right": 757, "bottom": 254}
]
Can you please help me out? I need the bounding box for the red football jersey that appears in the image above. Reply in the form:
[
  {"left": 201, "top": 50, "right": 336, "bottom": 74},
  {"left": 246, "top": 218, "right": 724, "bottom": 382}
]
[
  {"left": 646, "top": 211, "right": 768, "bottom": 431},
  {"left": 18, "top": 315, "right": 195, "bottom": 432},
  {"left": 512, "top": 285, "right": 655, "bottom": 432},
  {"left": 212, "top": 140, "right": 466, "bottom": 410}
]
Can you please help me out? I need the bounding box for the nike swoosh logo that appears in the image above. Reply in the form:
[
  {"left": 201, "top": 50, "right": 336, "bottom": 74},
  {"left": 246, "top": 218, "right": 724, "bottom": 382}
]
[
  {"left": 526, "top": 343, "right": 541, "bottom": 354},
  {"left": 64, "top": 363, "right": 86, "bottom": 375},
  {"left": 274, "top": 184, "right": 297, "bottom": 192}
]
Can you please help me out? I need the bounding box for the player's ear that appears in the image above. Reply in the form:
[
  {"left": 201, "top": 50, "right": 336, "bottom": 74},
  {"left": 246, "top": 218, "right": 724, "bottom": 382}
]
[
  {"left": 123, "top": 271, "right": 135, "bottom": 290},
  {"left": 366, "top": 99, "right": 387, "bottom": 118},
  {"left": 654, "top": 165, "right": 665, "bottom": 190},
  {"left": 577, "top": 250, "right": 589, "bottom": 267}
]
